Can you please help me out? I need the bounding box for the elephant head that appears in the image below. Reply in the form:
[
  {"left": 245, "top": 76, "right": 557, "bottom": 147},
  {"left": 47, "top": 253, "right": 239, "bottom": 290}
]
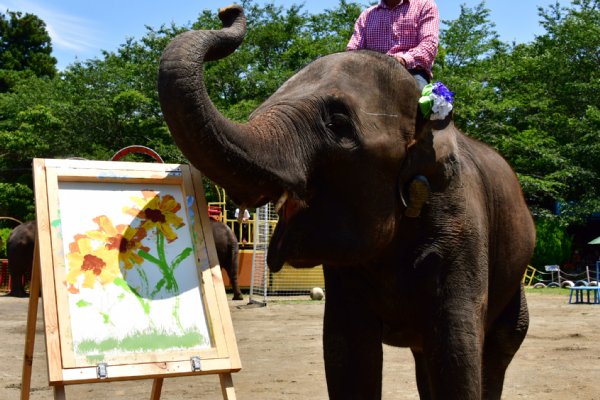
[{"left": 158, "top": 5, "right": 443, "bottom": 272}]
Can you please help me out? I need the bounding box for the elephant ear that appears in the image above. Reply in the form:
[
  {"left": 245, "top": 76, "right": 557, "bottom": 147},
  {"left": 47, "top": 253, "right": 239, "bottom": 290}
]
[{"left": 398, "top": 114, "right": 460, "bottom": 215}]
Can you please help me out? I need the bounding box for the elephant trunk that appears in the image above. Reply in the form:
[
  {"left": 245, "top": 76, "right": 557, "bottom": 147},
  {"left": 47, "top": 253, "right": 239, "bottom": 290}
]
[{"left": 158, "top": 5, "right": 299, "bottom": 207}]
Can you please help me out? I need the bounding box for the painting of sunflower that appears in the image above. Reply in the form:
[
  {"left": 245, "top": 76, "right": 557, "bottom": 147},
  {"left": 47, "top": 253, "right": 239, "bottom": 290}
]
[{"left": 56, "top": 181, "right": 211, "bottom": 361}]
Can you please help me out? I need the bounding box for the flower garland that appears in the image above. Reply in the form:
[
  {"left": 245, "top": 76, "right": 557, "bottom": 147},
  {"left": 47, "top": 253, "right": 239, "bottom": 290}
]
[{"left": 418, "top": 82, "right": 454, "bottom": 120}]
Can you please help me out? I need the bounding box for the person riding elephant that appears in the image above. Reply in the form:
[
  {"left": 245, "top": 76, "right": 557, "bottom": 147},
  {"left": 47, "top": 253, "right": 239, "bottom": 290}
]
[
  {"left": 6, "top": 220, "right": 36, "bottom": 297},
  {"left": 346, "top": 0, "right": 440, "bottom": 91},
  {"left": 158, "top": 5, "right": 535, "bottom": 399}
]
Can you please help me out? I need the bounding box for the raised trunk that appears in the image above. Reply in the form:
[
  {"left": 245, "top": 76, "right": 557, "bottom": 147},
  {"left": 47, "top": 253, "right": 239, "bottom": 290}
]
[{"left": 158, "top": 5, "right": 298, "bottom": 207}]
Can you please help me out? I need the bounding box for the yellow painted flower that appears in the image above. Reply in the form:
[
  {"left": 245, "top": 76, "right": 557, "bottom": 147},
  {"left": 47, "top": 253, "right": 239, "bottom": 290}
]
[
  {"left": 66, "top": 234, "right": 120, "bottom": 289},
  {"left": 87, "top": 215, "right": 149, "bottom": 270},
  {"left": 125, "top": 191, "right": 185, "bottom": 243}
]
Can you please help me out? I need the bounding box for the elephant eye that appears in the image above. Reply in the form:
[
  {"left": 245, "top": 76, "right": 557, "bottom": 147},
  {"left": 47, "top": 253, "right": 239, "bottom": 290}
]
[
  {"left": 325, "top": 113, "right": 356, "bottom": 146},
  {"left": 326, "top": 113, "right": 349, "bottom": 130}
]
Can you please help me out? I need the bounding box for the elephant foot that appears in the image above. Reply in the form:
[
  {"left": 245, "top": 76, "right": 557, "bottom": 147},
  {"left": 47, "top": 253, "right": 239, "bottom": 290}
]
[
  {"left": 404, "top": 175, "right": 430, "bottom": 218},
  {"left": 6, "top": 290, "right": 29, "bottom": 298},
  {"left": 233, "top": 293, "right": 244, "bottom": 301}
]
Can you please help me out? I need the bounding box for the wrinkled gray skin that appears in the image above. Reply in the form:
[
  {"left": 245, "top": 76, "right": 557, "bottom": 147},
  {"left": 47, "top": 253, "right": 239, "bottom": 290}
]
[
  {"left": 158, "top": 5, "right": 536, "bottom": 399},
  {"left": 6, "top": 221, "right": 36, "bottom": 297},
  {"left": 210, "top": 219, "right": 243, "bottom": 300}
]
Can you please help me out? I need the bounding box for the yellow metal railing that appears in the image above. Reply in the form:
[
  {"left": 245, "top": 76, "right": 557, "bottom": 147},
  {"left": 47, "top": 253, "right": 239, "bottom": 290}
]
[
  {"left": 207, "top": 186, "right": 227, "bottom": 220},
  {"left": 522, "top": 265, "right": 537, "bottom": 287},
  {"left": 207, "top": 187, "right": 278, "bottom": 248}
]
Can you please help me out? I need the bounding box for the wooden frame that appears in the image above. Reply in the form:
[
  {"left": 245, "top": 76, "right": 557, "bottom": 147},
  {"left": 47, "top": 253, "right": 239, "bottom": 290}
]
[{"left": 23, "top": 158, "right": 240, "bottom": 399}]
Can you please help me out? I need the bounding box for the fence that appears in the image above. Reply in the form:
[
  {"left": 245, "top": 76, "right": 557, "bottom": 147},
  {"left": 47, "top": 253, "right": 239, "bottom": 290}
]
[
  {"left": 248, "top": 203, "right": 325, "bottom": 305},
  {"left": 0, "top": 259, "right": 9, "bottom": 292},
  {"left": 522, "top": 265, "right": 537, "bottom": 287},
  {"left": 208, "top": 188, "right": 256, "bottom": 249},
  {"left": 526, "top": 265, "right": 599, "bottom": 288}
]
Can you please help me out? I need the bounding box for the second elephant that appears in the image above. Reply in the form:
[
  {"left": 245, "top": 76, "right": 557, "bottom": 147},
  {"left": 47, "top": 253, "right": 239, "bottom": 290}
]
[
  {"left": 210, "top": 219, "right": 243, "bottom": 300},
  {"left": 6, "top": 221, "right": 36, "bottom": 297}
]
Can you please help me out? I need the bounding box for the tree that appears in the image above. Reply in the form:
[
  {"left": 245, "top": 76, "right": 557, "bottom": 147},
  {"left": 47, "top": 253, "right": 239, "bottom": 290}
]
[
  {"left": 198, "top": 0, "right": 360, "bottom": 120},
  {"left": 531, "top": 217, "right": 573, "bottom": 268},
  {"left": 0, "top": 10, "right": 57, "bottom": 91},
  {"left": 439, "top": 2, "right": 504, "bottom": 69},
  {"left": 1, "top": 0, "right": 595, "bottom": 229},
  {"left": 437, "top": 0, "right": 599, "bottom": 223},
  {"left": 488, "top": 0, "right": 600, "bottom": 221},
  {"left": 0, "top": 1, "right": 359, "bottom": 220},
  {"left": 435, "top": 2, "right": 507, "bottom": 140},
  {"left": 0, "top": 10, "right": 60, "bottom": 219}
]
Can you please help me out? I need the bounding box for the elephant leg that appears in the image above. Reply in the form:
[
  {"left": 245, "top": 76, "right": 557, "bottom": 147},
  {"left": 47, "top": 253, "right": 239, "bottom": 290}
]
[
  {"left": 411, "top": 349, "right": 432, "bottom": 400},
  {"left": 323, "top": 266, "right": 382, "bottom": 400},
  {"left": 8, "top": 265, "right": 28, "bottom": 297},
  {"left": 482, "top": 285, "right": 529, "bottom": 400},
  {"left": 230, "top": 279, "right": 243, "bottom": 300},
  {"left": 422, "top": 301, "right": 485, "bottom": 399},
  {"left": 229, "top": 251, "right": 243, "bottom": 300}
]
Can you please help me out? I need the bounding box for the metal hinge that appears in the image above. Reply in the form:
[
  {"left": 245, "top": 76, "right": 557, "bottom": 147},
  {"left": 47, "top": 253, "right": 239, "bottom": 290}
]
[
  {"left": 167, "top": 168, "right": 182, "bottom": 177},
  {"left": 96, "top": 363, "right": 108, "bottom": 379},
  {"left": 190, "top": 356, "right": 201, "bottom": 372}
]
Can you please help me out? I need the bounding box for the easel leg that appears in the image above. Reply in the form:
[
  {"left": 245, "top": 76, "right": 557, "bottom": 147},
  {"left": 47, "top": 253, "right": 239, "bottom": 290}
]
[
  {"left": 150, "top": 378, "right": 164, "bottom": 400},
  {"left": 53, "top": 385, "right": 66, "bottom": 399},
  {"left": 219, "top": 373, "right": 236, "bottom": 400},
  {"left": 20, "top": 242, "right": 41, "bottom": 400}
]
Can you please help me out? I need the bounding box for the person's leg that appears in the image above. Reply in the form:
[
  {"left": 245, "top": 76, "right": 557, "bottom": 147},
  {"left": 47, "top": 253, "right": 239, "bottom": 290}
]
[{"left": 409, "top": 69, "right": 430, "bottom": 91}]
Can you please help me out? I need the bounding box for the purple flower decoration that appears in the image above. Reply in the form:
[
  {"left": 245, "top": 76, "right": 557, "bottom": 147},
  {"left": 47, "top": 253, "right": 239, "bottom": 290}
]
[
  {"left": 419, "top": 81, "right": 455, "bottom": 120},
  {"left": 432, "top": 82, "right": 454, "bottom": 104}
]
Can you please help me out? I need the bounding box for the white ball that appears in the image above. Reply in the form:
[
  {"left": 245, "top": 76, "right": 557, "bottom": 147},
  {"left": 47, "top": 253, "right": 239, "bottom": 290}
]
[{"left": 310, "top": 287, "right": 324, "bottom": 300}]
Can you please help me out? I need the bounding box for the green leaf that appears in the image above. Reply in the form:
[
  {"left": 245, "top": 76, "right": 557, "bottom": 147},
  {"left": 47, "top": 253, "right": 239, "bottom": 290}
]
[
  {"left": 76, "top": 299, "right": 92, "bottom": 308},
  {"left": 171, "top": 247, "right": 193, "bottom": 271}
]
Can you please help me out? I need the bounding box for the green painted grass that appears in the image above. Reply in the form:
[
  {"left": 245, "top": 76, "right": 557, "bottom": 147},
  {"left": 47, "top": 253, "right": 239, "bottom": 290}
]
[
  {"left": 76, "top": 327, "right": 208, "bottom": 355},
  {"left": 85, "top": 354, "right": 106, "bottom": 364}
]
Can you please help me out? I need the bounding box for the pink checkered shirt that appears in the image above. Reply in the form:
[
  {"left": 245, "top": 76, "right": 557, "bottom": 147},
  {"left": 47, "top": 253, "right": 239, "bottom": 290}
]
[{"left": 346, "top": 0, "right": 439, "bottom": 77}]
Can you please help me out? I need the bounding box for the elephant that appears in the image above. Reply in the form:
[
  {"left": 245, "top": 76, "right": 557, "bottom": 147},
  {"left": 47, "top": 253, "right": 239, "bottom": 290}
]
[
  {"left": 6, "top": 220, "right": 36, "bottom": 297},
  {"left": 157, "top": 5, "right": 535, "bottom": 399},
  {"left": 210, "top": 218, "right": 243, "bottom": 300}
]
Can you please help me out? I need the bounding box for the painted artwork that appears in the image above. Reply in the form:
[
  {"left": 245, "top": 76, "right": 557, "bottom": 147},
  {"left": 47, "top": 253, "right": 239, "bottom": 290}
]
[{"left": 56, "top": 181, "right": 211, "bottom": 364}]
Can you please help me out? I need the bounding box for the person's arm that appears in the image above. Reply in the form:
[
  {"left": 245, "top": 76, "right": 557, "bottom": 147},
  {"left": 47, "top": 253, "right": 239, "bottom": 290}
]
[
  {"left": 391, "top": 3, "right": 439, "bottom": 71},
  {"left": 346, "top": 11, "right": 367, "bottom": 51}
]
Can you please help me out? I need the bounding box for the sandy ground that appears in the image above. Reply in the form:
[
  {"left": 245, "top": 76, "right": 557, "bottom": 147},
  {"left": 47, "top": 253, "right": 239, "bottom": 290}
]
[{"left": 1, "top": 290, "right": 599, "bottom": 399}]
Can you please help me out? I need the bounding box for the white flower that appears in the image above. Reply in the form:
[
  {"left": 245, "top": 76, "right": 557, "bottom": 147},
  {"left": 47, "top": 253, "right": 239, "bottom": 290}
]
[{"left": 431, "top": 95, "right": 453, "bottom": 120}]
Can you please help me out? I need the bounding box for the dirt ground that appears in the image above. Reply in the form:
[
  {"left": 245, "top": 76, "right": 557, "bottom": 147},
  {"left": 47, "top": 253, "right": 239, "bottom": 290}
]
[{"left": 1, "top": 290, "right": 599, "bottom": 399}]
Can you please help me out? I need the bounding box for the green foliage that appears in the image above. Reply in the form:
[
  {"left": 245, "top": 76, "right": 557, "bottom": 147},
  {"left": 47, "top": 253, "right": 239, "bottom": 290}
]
[
  {"left": 0, "top": 0, "right": 360, "bottom": 219},
  {"left": 438, "top": 0, "right": 600, "bottom": 224},
  {"left": 199, "top": 0, "right": 361, "bottom": 120},
  {"left": 0, "top": 228, "right": 10, "bottom": 258},
  {"left": 439, "top": 2, "right": 505, "bottom": 68},
  {"left": 0, "top": 10, "right": 57, "bottom": 91},
  {"left": 531, "top": 217, "right": 573, "bottom": 269},
  {"left": 0, "top": 182, "right": 35, "bottom": 222},
  {"left": 0, "top": 0, "right": 597, "bottom": 234}
]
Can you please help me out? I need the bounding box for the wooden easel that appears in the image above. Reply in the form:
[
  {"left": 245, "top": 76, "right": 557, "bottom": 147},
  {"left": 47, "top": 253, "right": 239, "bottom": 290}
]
[
  {"left": 21, "top": 159, "right": 241, "bottom": 399},
  {"left": 20, "top": 251, "right": 237, "bottom": 399}
]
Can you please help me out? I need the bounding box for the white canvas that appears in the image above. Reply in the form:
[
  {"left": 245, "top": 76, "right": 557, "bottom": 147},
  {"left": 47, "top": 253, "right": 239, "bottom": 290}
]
[{"left": 56, "top": 181, "right": 211, "bottom": 361}]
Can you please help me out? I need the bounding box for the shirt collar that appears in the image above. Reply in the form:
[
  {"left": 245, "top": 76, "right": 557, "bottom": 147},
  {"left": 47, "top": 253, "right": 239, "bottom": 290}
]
[{"left": 378, "top": 0, "right": 409, "bottom": 10}]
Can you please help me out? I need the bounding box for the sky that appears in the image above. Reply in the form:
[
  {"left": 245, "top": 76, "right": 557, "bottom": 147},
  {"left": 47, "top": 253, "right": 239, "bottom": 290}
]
[{"left": 0, "top": 0, "right": 562, "bottom": 71}]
